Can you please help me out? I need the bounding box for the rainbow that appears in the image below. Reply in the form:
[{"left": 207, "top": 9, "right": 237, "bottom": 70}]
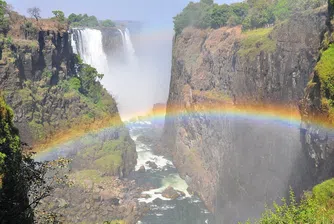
[{"left": 35, "top": 102, "right": 334, "bottom": 158}]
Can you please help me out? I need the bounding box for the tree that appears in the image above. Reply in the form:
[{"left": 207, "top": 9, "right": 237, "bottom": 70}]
[
  {"left": 27, "top": 7, "right": 41, "bottom": 21},
  {"left": 0, "top": 0, "right": 10, "bottom": 34},
  {"left": 208, "top": 4, "right": 231, "bottom": 28},
  {"left": 100, "top": 19, "right": 115, "bottom": 27},
  {"left": 52, "top": 10, "right": 65, "bottom": 22}
]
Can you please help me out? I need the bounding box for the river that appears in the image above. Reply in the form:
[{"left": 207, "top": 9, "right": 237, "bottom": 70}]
[{"left": 127, "top": 120, "right": 215, "bottom": 224}]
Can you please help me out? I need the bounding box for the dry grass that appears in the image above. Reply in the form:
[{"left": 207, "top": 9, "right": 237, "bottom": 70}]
[{"left": 7, "top": 10, "right": 68, "bottom": 40}]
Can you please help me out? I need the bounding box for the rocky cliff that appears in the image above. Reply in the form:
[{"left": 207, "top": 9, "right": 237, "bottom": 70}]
[
  {"left": 0, "top": 13, "right": 137, "bottom": 177},
  {"left": 299, "top": 2, "right": 334, "bottom": 185},
  {"left": 162, "top": 6, "right": 329, "bottom": 223}
]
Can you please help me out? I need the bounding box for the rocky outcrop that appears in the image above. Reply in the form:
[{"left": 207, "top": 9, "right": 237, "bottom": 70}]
[
  {"left": 299, "top": 2, "right": 334, "bottom": 184},
  {"left": 162, "top": 7, "right": 328, "bottom": 223}
]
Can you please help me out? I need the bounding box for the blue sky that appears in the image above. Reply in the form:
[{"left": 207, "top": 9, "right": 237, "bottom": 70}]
[{"left": 7, "top": 0, "right": 239, "bottom": 28}]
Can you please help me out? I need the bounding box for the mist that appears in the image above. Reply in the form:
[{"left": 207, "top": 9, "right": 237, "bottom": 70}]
[{"left": 103, "top": 24, "right": 174, "bottom": 120}]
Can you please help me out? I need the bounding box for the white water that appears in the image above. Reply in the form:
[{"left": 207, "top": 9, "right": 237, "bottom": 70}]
[
  {"left": 71, "top": 28, "right": 109, "bottom": 76},
  {"left": 130, "top": 123, "right": 190, "bottom": 204},
  {"left": 124, "top": 28, "right": 137, "bottom": 64}
]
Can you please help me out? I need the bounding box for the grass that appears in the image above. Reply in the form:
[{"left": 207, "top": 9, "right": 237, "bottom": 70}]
[
  {"left": 70, "top": 169, "right": 103, "bottom": 187},
  {"left": 94, "top": 151, "right": 122, "bottom": 174},
  {"left": 238, "top": 27, "right": 276, "bottom": 59},
  {"left": 315, "top": 44, "right": 334, "bottom": 103}
]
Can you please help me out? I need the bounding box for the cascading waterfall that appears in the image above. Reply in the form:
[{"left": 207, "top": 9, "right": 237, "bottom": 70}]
[
  {"left": 124, "top": 28, "right": 137, "bottom": 63},
  {"left": 71, "top": 28, "right": 109, "bottom": 76},
  {"left": 71, "top": 27, "right": 148, "bottom": 119}
]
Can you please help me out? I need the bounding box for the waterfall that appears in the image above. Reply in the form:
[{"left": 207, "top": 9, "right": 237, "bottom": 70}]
[
  {"left": 71, "top": 26, "right": 157, "bottom": 120},
  {"left": 71, "top": 28, "right": 109, "bottom": 76},
  {"left": 124, "top": 28, "right": 136, "bottom": 63}
]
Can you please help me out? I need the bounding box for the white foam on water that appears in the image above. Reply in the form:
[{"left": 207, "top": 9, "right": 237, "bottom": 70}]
[
  {"left": 138, "top": 173, "right": 191, "bottom": 203},
  {"left": 135, "top": 150, "right": 173, "bottom": 171}
]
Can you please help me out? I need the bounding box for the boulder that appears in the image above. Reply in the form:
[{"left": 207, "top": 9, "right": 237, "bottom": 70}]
[
  {"left": 138, "top": 165, "right": 146, "bottom": 173},
  {"left": 162, "top": 186, "right": 180, "bottom": 200},
  {"left": 145, "top": 161, "right": 158, "bottom": 169}
]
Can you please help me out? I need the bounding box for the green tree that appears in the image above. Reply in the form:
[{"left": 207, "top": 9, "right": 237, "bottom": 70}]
[
  {"left": 208, "top": 4, "right": 231, "bottom": 28},
  {"left": 173, "top": 1, "right": 212, "bottom": 34},
  {"left": 0, "top": 96, "right": 33, "bottom": 223},
  {"left": 0, "top": 0, "right": 9, "bottom": 34},
  {"left": 100, "top": 19, "right": 115, "bottom": 27},
  {"left": 242, "top": 0, "right": 275, "bottom": 30},
  {"left": 52, "top": 10, "right": 65, "bottom": 22},
  {"left": 228, "top": 2, "right": 249, "bottom": 25}
]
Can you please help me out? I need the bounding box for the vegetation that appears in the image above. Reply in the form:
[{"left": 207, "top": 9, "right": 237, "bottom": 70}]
[
  {"left": 173, "top": 0, "right": 327, "bottom": 34},
  {"left": 27, "top": 7, "right": 41, "bottom": 21},
  {"left": 0, "top": 0, "right": 9, "bottom": 34},
  {"left": 315, "top": 44, "right": 334, "bottom": 108},
  {"left": 242, "top": 179, "right": 334, "bottom": 223},
  {"left": 20, "top": 21, "right": 38, "bottom": 39},
  {"left": 68, "top": 13, "right": 116, "bottom": 28},
  {"left": 238, "top": 27, "right": 276, "bottom": 58},
  {"left": 101, "top": 19, "right": 116, "bottom": 27},
  {"left": 0, "top": 95, "right": 71, "bottom": 222},
  {"left": 52, "top": 10, "right": 65, "bottom": 22}
]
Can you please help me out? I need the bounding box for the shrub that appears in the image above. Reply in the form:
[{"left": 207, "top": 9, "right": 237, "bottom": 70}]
[
  {"left": 242, "top": 179, "right": 334, "bottom": 224},
  {"left": 315, "top": 44, "right": 334, "bottom": 104},
  {"left": 100, "top": 19, "right": 115, "bottom": 27}
]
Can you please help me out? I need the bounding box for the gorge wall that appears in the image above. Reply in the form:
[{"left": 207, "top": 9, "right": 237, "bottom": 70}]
[
  {"left": 162, "top": 6, "right": 333, "bottom": 223},
  {"left": 0, "top": 15, "right": 137, "bottom": 178}
]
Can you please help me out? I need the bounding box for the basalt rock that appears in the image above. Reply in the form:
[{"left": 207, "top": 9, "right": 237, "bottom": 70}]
[{"left": 162, "top": 7, "right": 328, "bottom": 223}]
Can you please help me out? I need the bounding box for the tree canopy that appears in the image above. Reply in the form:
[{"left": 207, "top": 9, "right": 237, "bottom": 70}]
[
  {"left": 0, "top": 0, "right": 9, "bottom": 34},
  {"left": 68, "top": 13, "right": 115, "bottom": 28},
  {"left": 173, "top": 0, "right": 327, "bottom": 35}
]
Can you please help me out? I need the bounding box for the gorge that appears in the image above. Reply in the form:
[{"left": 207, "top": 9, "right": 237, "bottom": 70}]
[{"left": 1, "top": 0, "right": 334, "bottom": 223}]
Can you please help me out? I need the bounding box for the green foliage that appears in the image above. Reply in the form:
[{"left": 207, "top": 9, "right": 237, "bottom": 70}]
[
  {"left": 78, "top": 63, "right": 104, "bottom": 103},
  {"left": 100, "top": 19, "right": 116, "bottom": 27},
  {"left": 42, "top": 69, "right": 52, "bottom": 78},
  {"left": 0, "top": 96, "right": 33, "bottom": 222},
  {"left": 0, "top": 0, "right": 9, "bottom": 34},
  {"left": 315, "top": 44, "right": 334, "bottom": 105},
  {"left": 52, "top": 10, "right": 65, "bottom": 22},
  {"left": 68, "top": 13, "right": 99, "bottom": 27},
  {"left": 242, "top": 179, "right": 334, "bottom": 224},
  {"left": 242, "top": 0, "right": 275, "bottom": 30},
  {"left": 69, "top": 77, "right": 81, "bottom": 91},
  {"left": 20, "top": 21, "right": 38, "bottom": 39},
  {"left": 173, "top": 0, "right": 327, "bottom": 34},
  {"left": 238, "top": 27, "right": 276, "bottom": 58},
  {"left": 94, "top": 151, "right": 122, "bottom": 173},
  {"left": 173, "top": 0, "right": 213, "bottom": 34},
  {"left": 209, "top": 4, "right": 231, "bottom": 28}
]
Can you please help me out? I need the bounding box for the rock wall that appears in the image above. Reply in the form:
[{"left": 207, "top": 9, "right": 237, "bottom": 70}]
[
  {"left": 0, "top": 26, "right": 137, "bottom": 177},
  {"left": 162, "top": 7, "right": 328, "bottom": 223},
  {"left": 299, "top": 2, "right": 334, "bottom": 185}
]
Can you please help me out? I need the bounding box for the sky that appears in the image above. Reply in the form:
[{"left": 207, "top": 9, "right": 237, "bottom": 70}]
[
  {"left": 6, "top": 0, "right": 239, "bottom": 118},
  {"left": 7, "top": 0, "right": 239, "bottom": 28}
]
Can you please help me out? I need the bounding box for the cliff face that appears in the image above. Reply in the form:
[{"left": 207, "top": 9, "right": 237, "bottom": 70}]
[
  {"left": 163, "top": 7, "right": 328, "bottom": 223},
  {"left": 0, "top": 20, "right": 137, "bottom": 177},
  {"left": 299, "top": 2, "right": 334, "bottom": 185}
]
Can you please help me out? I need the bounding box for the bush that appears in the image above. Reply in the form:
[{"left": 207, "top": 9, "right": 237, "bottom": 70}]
[
  {"left": 100, "top": 19, "right": 115, "bottom": 27},
  {"left": 242, "top": 179, "right": 334, "bottom": 224},
  {"left": 315, "top": 44, "right": 334, "bottom": 104},
  {"left": 0, "top": 0, "right": 9, "bottom": 34},
  {"left": 68, "top": 13, "right": 99, "bottom": 27},
  {"left": 52, "top": 10, "right": 65, "bottom": 22},
  {"left": 173, "top": 0, "right": 213, "bottom": 34}
]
